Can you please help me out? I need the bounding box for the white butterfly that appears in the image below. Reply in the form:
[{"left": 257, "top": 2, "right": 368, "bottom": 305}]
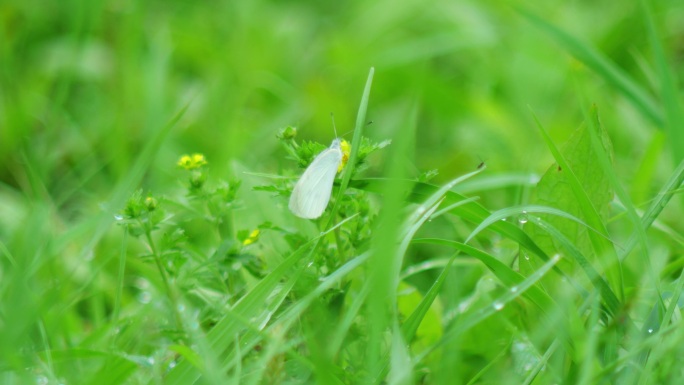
[{"left": 289, "top": 139, "right": 343, "bottom": 219}]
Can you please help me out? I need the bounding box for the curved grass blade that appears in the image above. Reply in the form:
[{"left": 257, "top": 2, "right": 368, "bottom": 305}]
[
  {"left": 465, "top": 204, "right": 602, "bottom": 244},
  {"left": 412, "top": 239, "right": 564, "bottom": 320},
  {"left": 349, "top": 178, "right": 552, "bottom": 263},
  {"left": 417, "top": 252, "right": 563, "bottom": 362},
  {"left": 530, "top": 217, "right": 621, "bottom": 318}
]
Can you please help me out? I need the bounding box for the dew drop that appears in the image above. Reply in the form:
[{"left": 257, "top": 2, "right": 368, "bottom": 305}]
[
  {"left": 518, "top": 211, "right": 528, "bottom": 224},
  {"left": 510, "top": 286, "right": 518, "bottom": 293},
  {"left": 135, "top": 277, "right": 150, "bottom": 289},
  {"left": 524, "top": 363, "right": 533, "bottom": 371},
  {"left": 147, "top": 356, "right": 155, "bottom": 365},
  {"left": 137, "top": 291, "right": 151, "bottom": 304},
  {"left": 114, "top": 214, "right": 124, "bottom": 221},
  {"left": 647, "top": 328, "right": 654, "bottom": 334},
  {"left": 493, "top": 301, "right": 504, "bottom": 311},
  {"left": 523, "top": 253, "right": 530, "bottom": 261},
  {"left": 168, "top": 361, "right": 177, "bottom": 369}
]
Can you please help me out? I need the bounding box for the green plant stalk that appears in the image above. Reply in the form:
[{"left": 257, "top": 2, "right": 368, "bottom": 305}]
[
  {"left": 111, "top": 225, "right": 128, "bottom": 346},
  {"left": 141, "top": 220, "right": 184, "bottom": 331},
  {"left": 326, "top": 67, "right": 374, "bottom": 229}
]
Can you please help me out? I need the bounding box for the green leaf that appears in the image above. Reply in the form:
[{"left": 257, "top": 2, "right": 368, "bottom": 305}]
[{"left": 528, "top": 113, "right": 621, "bottom": 297}]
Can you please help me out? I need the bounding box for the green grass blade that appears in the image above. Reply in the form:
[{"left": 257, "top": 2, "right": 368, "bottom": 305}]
[
  {"left": 350, "top": 178, "right": 553, "bottom": 262},
  {"left": 420, "top": 252, "right": 563, "bottom": 360},
  {"left": 620, "top": 157, "right": 684, "bottom": 260},
  {"left": 518, "top": 8, "right": 663, "bottom": 126},
  {"left": 465, "top": 204, "right": 597, "bottom": 244},
  {"left": 326, "top": 67, "right": 374, "bottom": 228},
  {"left": 412, "top": 239, "right": 563, "bottom": 320},
  {"left": 531, "top": 218, "right": 621, "bottom": 318},
  {"left": 641, "top": 0, "right": 684, "bottom": 162}
]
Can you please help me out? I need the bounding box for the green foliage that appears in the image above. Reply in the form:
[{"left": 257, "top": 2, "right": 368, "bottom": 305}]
[{"left": 3, "top": 1, "right": 684, "bottom": 384}]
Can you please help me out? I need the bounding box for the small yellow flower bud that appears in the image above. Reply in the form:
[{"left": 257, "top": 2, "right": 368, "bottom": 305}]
[
  {"left": 178, "top": 153, "right": 208, "bottom": 170},
  {"left": 242, "top": 229, "right": 260, "bottom": 246}
]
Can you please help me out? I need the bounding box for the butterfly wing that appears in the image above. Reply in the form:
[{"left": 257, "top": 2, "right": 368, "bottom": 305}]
[{"left": 289, "top": 141, "right": 343, "bottom": 219}]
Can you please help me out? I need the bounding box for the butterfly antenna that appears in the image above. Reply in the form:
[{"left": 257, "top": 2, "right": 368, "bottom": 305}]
[{"left": 330, "top": 112, "right": 338, "bottom": 138}]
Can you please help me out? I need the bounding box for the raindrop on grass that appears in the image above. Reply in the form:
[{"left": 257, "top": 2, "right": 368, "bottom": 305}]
[
  {"left": 518, "top": 211, "right": 528, "bottom": 224},
  {"left": 493, "top": 301, "right": 504, "bottom": 311},
  {"left": 114, "top": 214, "right": 123, "bottom": 221},
  {"left": 137, "top": 291, "right": 151, "bottom": 304}
]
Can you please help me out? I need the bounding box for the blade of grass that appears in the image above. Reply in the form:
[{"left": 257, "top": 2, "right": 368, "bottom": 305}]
[
  {"left": 411, "top": 239, "right": 570, "bottom": 324},
  {"left": 465, "top": 204, "right": 604, "bottom": 244},
  {"left": 620, "top": 157, "right": 684, "bottom": 260},
  {"left": 517, "top": 8, "right": 663, "bottom": 127},
  {"left": 641, "top": 0, "right": 684, "bottom": 162},
  {"left": 531, "top": 217, "right": 621, "bottom": 318},
  {"left": 364, "top": 96, "right": 418, "bottom": 380},
  {"left": 326, "top": 67, "right": 374, "bottom": 229},
  {"left": 350, "top": 178, "right": 553, "bottom": 263},
  {"left": 417, "top": 252, "right": 563, "bottom": 362}
]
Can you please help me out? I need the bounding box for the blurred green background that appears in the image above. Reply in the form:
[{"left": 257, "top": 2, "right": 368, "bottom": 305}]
[
  {"left": 4, "top": 0, "right": 682, "bottom": 204},
  {"left": 2, "top": 0, "right": 684, "bottom": 382}
]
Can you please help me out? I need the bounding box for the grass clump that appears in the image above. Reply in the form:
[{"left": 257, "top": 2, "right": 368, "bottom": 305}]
[{"left": 2, "top": 2, "right": 684, "bottom": 384}]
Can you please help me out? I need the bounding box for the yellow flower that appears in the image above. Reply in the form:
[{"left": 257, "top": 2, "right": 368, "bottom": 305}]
[
  {"left": 242, "top": 229, "right": 260, "bottom": 246},
  {"left": 177, "top": 153, "right": 208, "bottom": 170},
  {"left": 338, "top": 140, "right": 351, "bottom": 173}
]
